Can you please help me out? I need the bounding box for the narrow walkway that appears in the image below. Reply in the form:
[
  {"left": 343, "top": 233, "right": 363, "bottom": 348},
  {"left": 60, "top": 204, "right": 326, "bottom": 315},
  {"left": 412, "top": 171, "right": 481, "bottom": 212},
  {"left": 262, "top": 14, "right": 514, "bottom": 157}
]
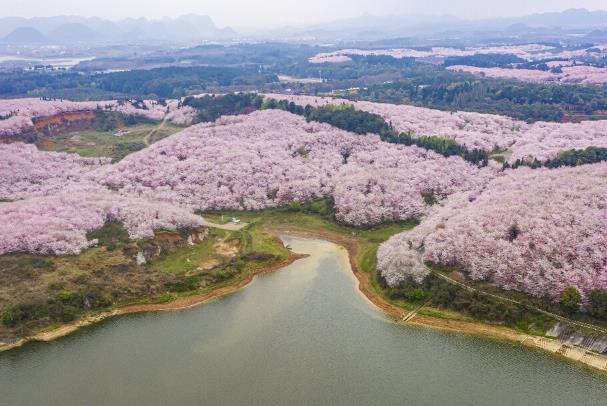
[
  {"left": 200, "top": 218, "right": 248, "bottom": 231},
  {"left": 418, "top": 252, "right": 607, "bottom": 335},
  {"left": 401, "top": 298, "right": 432, "bottom": 322},
  {"left": 143, "top": 119, "right": 167, "bottom": 146}
]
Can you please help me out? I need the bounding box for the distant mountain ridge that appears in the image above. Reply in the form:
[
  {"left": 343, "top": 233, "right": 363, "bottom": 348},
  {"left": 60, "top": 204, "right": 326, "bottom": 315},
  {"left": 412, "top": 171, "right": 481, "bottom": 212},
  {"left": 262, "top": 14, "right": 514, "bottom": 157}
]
[
  {"left": 1, "top": 8, "right": 606, "bottom": 45},
  {"left": 268, "top": 8, "right": 607, "bottom": 41},
  {"left": 0, "top": 14, "right": 237, "bottom": 44},
  {"left": 2, "top": 26, "right": 47, "bottom": 44}
]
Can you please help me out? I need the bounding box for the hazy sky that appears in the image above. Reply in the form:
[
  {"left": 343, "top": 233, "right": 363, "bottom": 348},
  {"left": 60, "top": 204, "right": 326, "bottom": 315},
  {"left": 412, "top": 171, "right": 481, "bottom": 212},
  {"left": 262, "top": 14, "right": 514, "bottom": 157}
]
[{"left": 2, "top": 0, "right": 606, "bottom": 28}]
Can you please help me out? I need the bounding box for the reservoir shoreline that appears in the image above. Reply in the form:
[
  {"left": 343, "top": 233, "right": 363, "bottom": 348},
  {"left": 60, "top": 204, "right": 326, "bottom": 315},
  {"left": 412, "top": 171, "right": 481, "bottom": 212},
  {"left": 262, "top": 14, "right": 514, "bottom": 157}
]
[
  {"left": 1, "top": 227, "right": 606, "bottom": 375},
  {"left": 0, "top": 253, "right": 305, "bottom": 353}
]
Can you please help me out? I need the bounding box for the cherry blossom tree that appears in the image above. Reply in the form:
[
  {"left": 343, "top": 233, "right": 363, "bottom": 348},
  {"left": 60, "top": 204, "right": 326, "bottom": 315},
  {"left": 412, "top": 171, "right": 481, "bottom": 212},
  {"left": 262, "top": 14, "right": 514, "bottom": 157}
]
[
  {"left": 379, "top": 163, "right": 607, "bottom": 300},
  {"left": 0, "top": 183, "right": 202, "bottom": 255},
  {"left": 0, "top": 142, "right": 110, "bottom": 200}
]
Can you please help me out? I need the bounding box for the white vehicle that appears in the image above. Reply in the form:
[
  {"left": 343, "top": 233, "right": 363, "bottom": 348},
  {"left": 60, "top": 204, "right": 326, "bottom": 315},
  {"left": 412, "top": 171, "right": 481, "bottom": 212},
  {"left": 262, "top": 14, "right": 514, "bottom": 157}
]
[{"left": 231, "top": 217, "right": 241, "bottom": 225}]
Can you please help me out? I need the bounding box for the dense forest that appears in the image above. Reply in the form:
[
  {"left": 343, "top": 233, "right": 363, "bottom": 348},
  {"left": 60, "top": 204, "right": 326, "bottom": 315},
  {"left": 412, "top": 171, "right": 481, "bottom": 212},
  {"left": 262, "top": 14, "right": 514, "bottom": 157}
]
[
  {"left": 3, "top": 46, "right": 607, "bottom": 124},
  {"left": 182, "top": 93, "right": 264, "bottom": 122},
  {"left": 507, "top": 146, "right": 607, "bottom": 169},
  {"left": 0, "top": 66, "right": 278, "bottom": 100},
  {"left": 346, "top": 70, "right": 607, "bottom": 122}
]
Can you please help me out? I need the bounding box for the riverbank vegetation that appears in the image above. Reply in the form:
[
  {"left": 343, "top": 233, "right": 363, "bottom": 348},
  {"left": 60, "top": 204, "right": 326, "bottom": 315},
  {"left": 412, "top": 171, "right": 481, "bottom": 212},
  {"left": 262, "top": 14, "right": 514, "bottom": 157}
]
[
  {"left": 0, "top": 218, "right": 289, "bottom": 341},
  {"left": 3, "top": 196, "right": 607, "bottom": 358}
]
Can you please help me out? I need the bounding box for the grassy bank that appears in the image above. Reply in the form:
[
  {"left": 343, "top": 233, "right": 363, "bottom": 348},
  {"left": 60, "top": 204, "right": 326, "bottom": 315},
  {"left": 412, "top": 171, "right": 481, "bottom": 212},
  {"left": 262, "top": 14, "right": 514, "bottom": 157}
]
[
  {"left": 0, "top": 219, "right": 291, "bottom": 344},
  {"left": 0, "top": 202, "right": 415, "bottom": 346}
]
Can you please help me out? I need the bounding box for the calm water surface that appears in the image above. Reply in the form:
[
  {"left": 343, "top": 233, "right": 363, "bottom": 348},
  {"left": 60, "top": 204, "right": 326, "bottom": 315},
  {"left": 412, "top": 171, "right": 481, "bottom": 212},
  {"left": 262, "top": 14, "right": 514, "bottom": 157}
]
[{"left": 1, "top": 236, "right": 606, "bottom": 405}]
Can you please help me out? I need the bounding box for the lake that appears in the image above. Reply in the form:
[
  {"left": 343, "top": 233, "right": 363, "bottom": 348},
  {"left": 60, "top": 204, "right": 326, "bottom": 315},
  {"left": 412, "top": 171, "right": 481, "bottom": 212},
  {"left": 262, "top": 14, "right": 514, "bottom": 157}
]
[{"left": 0, "top": 236, "right": 605, "bottom": 405}]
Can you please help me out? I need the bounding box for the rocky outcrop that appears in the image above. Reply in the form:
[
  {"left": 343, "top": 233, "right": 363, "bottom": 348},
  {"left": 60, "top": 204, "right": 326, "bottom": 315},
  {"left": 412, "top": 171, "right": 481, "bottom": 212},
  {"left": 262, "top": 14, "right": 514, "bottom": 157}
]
[{"left": 134, "top": 228, "right": 209, "bottom": 265}]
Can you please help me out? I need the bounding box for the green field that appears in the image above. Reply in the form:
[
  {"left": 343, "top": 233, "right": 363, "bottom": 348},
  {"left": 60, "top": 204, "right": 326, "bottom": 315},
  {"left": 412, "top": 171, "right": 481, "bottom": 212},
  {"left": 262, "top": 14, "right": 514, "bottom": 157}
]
[{"left": 36, "top": 122, "right": 183, "bottom": 161}]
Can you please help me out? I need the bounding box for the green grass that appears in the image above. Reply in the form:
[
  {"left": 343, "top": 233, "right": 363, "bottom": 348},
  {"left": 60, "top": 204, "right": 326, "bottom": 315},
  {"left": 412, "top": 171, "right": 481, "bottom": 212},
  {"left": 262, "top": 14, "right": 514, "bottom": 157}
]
[
  {"left": 148, "top": 228, "right": 230, "bottom": 275},
  {"left": 489, "top": 148, "right": 513, "bottom": 164},
  {"left": 418, "top": 308, "right": 472, "bottom": 322},
  {"left": 200, "top": 208, "right": 417, "bottom": 273},
  {"left": 355, "top": 222, "right": 418, "bottom": 274},
  {"left": 245, "top": 223, "right": 291, "bottom": 261},
  {"left": 37, "top": 122, "right": 182, "bottom": 161}
]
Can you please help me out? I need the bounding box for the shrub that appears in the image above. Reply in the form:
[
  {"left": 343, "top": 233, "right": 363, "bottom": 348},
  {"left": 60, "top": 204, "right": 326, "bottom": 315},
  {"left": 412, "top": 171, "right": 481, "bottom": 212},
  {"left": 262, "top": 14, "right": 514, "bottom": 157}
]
[
  {"left": 560, "top": 287, "right": 582, "bottom": 314},
  {"left": 587, "top": 289, "right": 607, "bottom": 320},
  {"left": 165, "top": 276, "right": 200, "bottom": 292}
]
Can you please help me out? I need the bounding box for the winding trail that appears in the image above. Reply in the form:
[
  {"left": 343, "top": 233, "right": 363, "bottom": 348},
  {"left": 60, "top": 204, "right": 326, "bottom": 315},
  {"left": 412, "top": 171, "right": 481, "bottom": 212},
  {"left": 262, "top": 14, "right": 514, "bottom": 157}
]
[{"left": 143, "top": 119, "right": 167, "bottom": 147}]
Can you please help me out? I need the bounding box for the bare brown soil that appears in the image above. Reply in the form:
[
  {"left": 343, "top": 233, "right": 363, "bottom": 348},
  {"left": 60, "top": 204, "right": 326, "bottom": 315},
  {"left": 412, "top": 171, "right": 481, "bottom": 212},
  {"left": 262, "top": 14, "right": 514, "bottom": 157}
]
[
  {"left": 214, "top": 240, "right": 240, "bottom": 257},
  {"left": 33, "top": 111, "right": 97, "bottom": 131}
]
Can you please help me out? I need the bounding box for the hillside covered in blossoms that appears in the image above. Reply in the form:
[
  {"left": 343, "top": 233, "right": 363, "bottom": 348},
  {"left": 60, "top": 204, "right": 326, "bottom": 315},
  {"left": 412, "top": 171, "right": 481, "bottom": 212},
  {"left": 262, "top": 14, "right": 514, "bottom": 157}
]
[
  {"left": 1, "top": 109, "right": 492, "bottom": 254},
  {"left": 2, "top": 95, "right": 607, "bottom": 310},
  {"left": 0, "top": 95, "right": 607, "bottom": 302},
  {"left": 448, "top": 65, "right": 607, "bottom": 85},
  {"left": 378, "top": 163, "right": 607, "bottom": 300},
  {"left": 264, "top": 93, "right": 607, "bottom": 164},
  {"left": 0, "top": 98, "right": 196, "bottom": 138}
]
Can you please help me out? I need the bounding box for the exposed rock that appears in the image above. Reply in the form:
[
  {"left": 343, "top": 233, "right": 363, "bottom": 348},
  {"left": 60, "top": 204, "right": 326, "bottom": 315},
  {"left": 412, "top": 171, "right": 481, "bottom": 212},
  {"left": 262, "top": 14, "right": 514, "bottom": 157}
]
[{"left": 136, "top": 251, "right": 147, "bottom": 265}]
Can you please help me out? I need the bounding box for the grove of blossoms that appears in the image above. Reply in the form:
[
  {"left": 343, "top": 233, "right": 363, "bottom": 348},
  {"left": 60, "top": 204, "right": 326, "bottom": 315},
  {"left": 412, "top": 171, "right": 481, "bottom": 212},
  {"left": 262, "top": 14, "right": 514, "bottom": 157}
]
[
  {"left": 266, "top": 93, "right": 607, "bottom": 164},
  {"left": 0, "top": 110, "right": 489, "bottom": 254},
  {"left": 97, "top": 110, "right": 489, "bottom": 221},
  {"left": 308, "top": 44, "right": 557, "bottom": 63},
  {"left": 0, "top": 98, "right": 196, "bottom": 138},
  {"left": 447, "top": 65, "right": 607, "bottom": 85},
  {"left": 0, "top": 142, "right": 110, "bottom": 201},
  {"left": 509, "top": 120, "right": 607, "bottom": 163},
  {"left": 379, "top": 163, "right": 607, "bottom": 299},
  {"left": 263, "top": 94, "right": 527, "bottom": 151},
  {"left": 333, "top": 146, "right": 497, "bottom": 225},
  {"left": 0, "top": 183, "right": 203, "bottom": 256},
  {"left": 96, "top": 110, "right": 376, "bottom": 210}
]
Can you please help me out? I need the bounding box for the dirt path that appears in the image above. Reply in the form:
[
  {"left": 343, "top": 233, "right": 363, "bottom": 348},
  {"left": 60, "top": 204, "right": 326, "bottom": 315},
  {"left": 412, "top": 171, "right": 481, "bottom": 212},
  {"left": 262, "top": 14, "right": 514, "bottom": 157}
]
[
  {"left": 143, "top": 119, "right": 166, "bottom": 147},
  {"left": 418, "top": 252, "right": 607, "bottom": 335}
]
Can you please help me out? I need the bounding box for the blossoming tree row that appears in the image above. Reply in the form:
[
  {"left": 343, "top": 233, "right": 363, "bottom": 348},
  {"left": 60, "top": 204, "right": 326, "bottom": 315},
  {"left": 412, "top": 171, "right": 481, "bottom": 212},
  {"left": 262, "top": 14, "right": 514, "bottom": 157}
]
[{"left": 448, "top": 65, "right": 607, "bottom": 85}]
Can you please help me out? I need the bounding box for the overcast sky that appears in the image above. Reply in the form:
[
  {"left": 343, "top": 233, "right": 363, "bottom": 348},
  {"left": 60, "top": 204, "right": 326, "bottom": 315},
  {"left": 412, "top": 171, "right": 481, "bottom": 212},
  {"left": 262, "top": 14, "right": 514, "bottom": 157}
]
[{"left": 2, "top": 0, "right": 606, "bottom": 28}]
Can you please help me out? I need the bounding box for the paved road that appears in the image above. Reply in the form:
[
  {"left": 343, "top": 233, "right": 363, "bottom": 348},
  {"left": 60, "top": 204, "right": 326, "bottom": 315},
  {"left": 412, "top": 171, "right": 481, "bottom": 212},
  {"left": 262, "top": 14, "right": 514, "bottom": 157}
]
[{"left": 200, "top": 218, "right": 248, "bottom": 231}]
